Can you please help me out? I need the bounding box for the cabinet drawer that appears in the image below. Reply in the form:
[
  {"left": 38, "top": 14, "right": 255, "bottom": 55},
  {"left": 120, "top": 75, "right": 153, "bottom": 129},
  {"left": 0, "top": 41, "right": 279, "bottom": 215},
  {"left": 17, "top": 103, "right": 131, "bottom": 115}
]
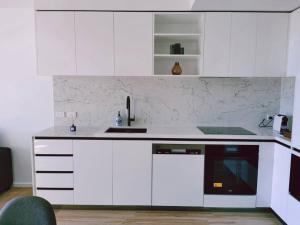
[
  {"left": 35, "top": 156, "right": 73, "bottom": 171},
  {"left": 36, "top": 190, "right": 74, "bottom": 205},
  {"left": 36, "top": 173, "right": 73, "bottom": 188},
  {"left": 34, "top": 139, "right": 73, "bottom": 155}
]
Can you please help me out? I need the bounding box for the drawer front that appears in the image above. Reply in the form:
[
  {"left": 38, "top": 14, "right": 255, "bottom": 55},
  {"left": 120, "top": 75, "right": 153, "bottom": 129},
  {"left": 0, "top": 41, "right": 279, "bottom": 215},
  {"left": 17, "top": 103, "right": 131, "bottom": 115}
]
[
  {"left": 34, "top": 139, "right": 73, "bottom": 155},
  {"left": 36, "top": 173, "right": 73, "bottom": 188},
  {"left": 36, "top": 190, "right": 74, "bottom": 205},
  {"left": 35, "top": 156, "right": 73, "bottom": 171}
]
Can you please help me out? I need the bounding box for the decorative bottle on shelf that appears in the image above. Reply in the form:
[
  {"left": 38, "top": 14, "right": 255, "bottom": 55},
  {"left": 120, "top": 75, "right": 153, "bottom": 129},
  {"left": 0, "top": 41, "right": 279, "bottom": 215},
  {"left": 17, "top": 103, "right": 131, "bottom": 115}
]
[{"left": 172, "top": 62, "right": 182, "bottom": 75}]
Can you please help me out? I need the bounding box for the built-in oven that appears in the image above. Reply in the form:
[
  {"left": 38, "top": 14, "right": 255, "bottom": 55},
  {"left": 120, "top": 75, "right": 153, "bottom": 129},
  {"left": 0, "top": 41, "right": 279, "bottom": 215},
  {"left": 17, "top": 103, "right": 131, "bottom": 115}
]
[
  {"left": 289, "top": 153, "right": 300, "bottom": 202},
  {"left": 204, "top": 145, "right": 259, "bottom": 195}
]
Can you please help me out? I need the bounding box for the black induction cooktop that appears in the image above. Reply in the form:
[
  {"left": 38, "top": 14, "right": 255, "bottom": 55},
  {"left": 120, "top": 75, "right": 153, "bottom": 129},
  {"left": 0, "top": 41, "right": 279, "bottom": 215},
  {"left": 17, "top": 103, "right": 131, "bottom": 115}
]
[{"left": 197, "top": 126, "right": 256, "bottom": 135}]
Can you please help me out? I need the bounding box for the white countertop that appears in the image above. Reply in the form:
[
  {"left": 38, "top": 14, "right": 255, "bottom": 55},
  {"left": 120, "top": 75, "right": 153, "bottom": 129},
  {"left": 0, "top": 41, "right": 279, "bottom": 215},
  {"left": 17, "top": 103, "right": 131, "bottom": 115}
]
[{"left": 33, "top": 126, "right": 292, "bottom": 146}]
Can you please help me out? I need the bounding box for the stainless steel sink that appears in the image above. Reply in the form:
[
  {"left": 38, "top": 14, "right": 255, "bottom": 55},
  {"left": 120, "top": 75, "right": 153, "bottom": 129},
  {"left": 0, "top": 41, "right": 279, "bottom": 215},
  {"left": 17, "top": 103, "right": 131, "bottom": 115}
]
[{"left": 105, "top": 127, "right": 147, "bottom": 133}]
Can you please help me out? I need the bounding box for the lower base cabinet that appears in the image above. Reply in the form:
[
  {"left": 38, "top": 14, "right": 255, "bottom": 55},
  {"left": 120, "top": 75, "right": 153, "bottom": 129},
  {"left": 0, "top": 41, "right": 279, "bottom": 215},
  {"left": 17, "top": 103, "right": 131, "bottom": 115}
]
[
  {"left": 112, "top": 141, "right": 152, "bottom": 205},
  {"left": 74, "top": 140, "right": 113, "bottom": 205},
  {"left": 287, "top": 195, "right": 300, "bottom": 225},
  {"left": 271, "top": 144, "right": 291, "bottom": 222},
  {"left": 152, "top": 154, "right": 204, "bottom": 206}
]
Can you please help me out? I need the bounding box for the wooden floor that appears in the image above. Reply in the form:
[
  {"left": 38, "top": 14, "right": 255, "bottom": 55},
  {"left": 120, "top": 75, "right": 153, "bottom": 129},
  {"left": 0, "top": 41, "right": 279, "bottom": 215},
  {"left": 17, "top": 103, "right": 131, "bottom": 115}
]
[{"left": 0, "top": 188, "right": 282, "bottom": 225}]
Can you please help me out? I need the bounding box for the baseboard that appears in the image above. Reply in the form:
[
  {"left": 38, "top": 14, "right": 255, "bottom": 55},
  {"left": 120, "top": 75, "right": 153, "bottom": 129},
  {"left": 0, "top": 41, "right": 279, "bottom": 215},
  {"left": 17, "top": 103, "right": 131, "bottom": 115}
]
[{"left": 13, "top": 183, "right": 32, "bottom": 188}]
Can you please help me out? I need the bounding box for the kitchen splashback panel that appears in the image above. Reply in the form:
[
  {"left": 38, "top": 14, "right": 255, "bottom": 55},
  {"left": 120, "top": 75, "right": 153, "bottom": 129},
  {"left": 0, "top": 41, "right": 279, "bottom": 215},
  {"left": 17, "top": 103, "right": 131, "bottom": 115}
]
[{"left": 53, "top": 76, "right": 282, "bottom": 132}]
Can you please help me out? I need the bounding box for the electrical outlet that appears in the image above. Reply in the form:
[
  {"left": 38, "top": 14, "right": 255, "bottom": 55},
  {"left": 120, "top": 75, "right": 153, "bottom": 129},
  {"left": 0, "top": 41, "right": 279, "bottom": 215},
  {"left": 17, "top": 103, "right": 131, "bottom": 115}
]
[
  {"left": 66, "top": 112, "right": 77, "bottom": 119},
  {"left": 55, "top": 112, "right": 66, "bottom": 118}
]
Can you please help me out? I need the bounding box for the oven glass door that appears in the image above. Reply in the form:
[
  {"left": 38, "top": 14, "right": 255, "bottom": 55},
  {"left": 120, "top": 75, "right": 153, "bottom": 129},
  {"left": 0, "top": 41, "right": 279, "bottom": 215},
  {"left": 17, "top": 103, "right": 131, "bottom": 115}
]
[
  {"left": 205, "top": 155, "right": 258, "bottom": 195},
  {"left": 290, "top": 154, "right": 300, "bottom": 202}
]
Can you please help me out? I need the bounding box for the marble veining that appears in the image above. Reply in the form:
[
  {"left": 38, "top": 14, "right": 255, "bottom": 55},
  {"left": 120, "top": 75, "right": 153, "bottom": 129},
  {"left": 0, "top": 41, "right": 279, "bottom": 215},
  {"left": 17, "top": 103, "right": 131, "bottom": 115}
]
[
  {"left": 53, "top": 76, "right": 284, "bottom": 133},
  {"left": 280, "top": 77, "right": 295, "bottom": 116}
]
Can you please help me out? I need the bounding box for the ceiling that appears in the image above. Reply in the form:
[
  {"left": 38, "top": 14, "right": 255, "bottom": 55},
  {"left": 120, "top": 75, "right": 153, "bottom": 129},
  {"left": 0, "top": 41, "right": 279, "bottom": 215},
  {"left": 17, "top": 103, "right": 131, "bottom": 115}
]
[
  {"left": 1, "top": 0, "right": 300, "bottom": 12},
  {"left": 192, "top": 0, "right": 300, "bottom": 12}
]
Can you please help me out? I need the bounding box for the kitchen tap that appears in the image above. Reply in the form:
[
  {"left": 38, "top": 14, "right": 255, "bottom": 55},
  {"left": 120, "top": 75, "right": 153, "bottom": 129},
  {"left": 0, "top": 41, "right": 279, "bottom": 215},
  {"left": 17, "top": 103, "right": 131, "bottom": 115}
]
[{"left": 126, "top": 96, "right": 135, "bottom": 126}]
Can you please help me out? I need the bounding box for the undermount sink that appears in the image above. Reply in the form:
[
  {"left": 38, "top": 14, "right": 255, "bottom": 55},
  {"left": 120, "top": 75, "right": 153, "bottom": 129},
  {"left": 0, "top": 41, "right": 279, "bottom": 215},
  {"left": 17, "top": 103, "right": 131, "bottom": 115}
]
[{"left": 105, "top": 127, "right": 147, "bottom": 133}]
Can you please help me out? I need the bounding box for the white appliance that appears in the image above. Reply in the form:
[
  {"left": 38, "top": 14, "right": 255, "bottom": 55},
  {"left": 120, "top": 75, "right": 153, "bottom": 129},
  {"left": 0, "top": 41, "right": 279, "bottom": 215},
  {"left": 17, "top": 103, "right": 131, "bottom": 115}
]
[
  {"left": 273, "top": 114, "right": 288, "bottom": 133},
  {"left": 152, "top": 146, "right": 204, "bottom": 207}
]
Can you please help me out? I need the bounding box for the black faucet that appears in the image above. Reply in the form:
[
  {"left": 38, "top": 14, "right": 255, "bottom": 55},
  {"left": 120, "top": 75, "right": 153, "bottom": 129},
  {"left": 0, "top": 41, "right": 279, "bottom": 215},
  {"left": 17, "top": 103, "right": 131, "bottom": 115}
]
[{"left": 126, "top": 96, "right": 135, "bottom": 126}]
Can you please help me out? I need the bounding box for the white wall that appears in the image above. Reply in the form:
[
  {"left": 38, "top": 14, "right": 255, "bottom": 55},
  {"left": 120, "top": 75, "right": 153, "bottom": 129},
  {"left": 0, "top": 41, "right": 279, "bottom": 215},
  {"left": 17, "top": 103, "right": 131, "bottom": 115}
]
[{"left": 0, "top": 8, "right": 53, "bottom": 186}]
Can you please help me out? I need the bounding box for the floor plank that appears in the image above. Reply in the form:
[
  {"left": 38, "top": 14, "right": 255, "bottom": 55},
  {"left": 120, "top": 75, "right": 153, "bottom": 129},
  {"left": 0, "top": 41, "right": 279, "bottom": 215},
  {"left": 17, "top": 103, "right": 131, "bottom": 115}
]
[{"left": 0, "top": 188, "right": 282, "bottom": 225}]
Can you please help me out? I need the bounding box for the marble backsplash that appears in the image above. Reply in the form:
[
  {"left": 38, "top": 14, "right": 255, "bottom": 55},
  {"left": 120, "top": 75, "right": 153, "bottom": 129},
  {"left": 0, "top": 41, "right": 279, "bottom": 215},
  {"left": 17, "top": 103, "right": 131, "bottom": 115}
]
[{"left": 53, "top": 76, "right": 296, "bottom": 132}]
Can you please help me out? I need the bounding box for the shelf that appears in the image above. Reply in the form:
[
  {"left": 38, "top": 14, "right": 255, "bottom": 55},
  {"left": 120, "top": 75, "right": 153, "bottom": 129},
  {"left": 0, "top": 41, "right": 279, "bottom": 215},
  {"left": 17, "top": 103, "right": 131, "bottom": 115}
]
[
  {"left": 154, "top": 54, "right": 201, "bottom": 59},
  {"left": 154, "top": 33, "right": 201, "bottom": 41}
]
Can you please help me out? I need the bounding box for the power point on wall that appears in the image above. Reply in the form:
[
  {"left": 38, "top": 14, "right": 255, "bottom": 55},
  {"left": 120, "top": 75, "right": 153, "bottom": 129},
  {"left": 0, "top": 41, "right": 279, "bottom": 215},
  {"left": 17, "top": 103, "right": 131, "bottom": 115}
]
[
  {"left": 66, "top": 112, "right": 78, "bottom": 119},
  {"left": 55, "top": 112, "right": 66, "bottom": 118}
]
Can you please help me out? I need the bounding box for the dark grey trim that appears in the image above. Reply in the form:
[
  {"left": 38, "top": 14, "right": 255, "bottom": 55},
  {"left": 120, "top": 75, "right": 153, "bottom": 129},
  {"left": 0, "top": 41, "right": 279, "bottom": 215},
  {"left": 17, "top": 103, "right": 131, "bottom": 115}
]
[
  {"left": 37, "top": 188, "right": 74, "bottom": 190},
  {"left": 36, "top": 10, "right": 291, "bottom": 13},
  {"left": 36, "top": 171, "right": 73, "bottom": 174},
  {"left": 292, "top": 147, "right": 300, "bottom": 153},
  {"left": 35, "top": 154, "right": 73, "bottom": 157},
  {"left": 274, "top": 141, "right": 291, "bottom": 149}
]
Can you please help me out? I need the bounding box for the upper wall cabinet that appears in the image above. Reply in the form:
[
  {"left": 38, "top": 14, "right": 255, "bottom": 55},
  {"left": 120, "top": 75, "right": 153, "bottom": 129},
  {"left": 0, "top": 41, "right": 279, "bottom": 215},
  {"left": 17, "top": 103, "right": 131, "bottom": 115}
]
[
  {"left": 36, "top": 11, "right": 76, "bottom": 76},
  {"left": 203, "top": 12, "right": 289, "bottom": 77},
  {"left": 75, "top": 12, "right": 114, "bottom": 75},
  {"left": 203, "top": 13, "right": 231, "bottom": 76},
  {"left": 36, "top": 11, "right": 115, "bottom": 76},
  {"left": 114, "top": 12, "right": 153, "bottom": 76},
  {"left": 229, "top": 13, "right": 257, "bottom": 76},
  {"left": 255, "top": 13, "right": 289, "bottom": 76},
  {"left": 287, "top": 9, "right": 300, "bottom": 77}
]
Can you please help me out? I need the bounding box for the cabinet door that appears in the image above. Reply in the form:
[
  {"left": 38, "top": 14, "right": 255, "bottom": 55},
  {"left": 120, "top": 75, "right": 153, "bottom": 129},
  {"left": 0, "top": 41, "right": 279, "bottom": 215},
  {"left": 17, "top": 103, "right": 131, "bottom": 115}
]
[
  {"left": 113, "top": 141, "right": 152, "bottom": 205},
  {"left": 256, "top": 143, "right": 275, "bottom": 207},
  {"left": 203, "top": 12, "right": 231, "bottom": 76},
  {"left": 152, "top": 154, "right": 204, "bottom": 206},
  {"left": 74, "top": 140, "right": 113, "bottom": 205},
  {"left": 114, "top": 12, "right": 153, "bottom": 76},
  {"left": 292, "top": 77, "right": 300, "bottom": 149},
  {"left": 229, "top": 13, "right": 256, "bottom": 76},
  {"left": 36, "top": 11, "right": 76, "bottom": 75},
  {"left": 75, "top": 12, "right": 114, "bottom": 75},
  {"left": 271, "top": 144, "right": 291, "bottom": 222},
  {"left": 287, "top": 195, "right": 300, "bottom": 225},
  {"left": 255, "top": 13, "right": 289, "bottom": 77},
  {"left": 287, "top": 8, "right": 300, "bottom": 77}
]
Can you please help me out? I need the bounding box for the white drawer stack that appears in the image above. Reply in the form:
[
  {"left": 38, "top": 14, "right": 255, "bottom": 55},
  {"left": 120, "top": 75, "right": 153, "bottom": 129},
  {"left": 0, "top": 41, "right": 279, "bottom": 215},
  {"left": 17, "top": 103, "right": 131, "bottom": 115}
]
[{"left": 34, "top": 139, "right": 74, "bottom": 205}]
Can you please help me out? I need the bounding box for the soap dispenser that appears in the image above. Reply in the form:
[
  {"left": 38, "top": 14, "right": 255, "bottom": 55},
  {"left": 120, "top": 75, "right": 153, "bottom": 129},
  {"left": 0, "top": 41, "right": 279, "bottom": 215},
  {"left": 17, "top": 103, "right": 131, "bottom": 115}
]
[{"left": 115, "top": 111, "right": 123, "bottom": 127}]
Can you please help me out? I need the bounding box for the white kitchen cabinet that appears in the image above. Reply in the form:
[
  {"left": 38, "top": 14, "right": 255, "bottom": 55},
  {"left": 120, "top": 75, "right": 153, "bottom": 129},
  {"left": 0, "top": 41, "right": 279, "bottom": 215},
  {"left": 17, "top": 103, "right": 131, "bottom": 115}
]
[
  {"left": 203, "top": 12, "right": 231, "bottom": 76},
  {"left": 287, "top": 195, "right": 300, "bottom": 225},
  {"left": 73, "top": 140, "right": 113, "bottom": 205},
  {"left": 255, "top": 13, "right": 289, "bottom": 77},
  {"left": 152, "top": 154, "right": 204, "bottom": 206},
  {"left": 256, "top": 143, "right": 275, "bottom": 207},
  {"left": 229, "top": 13, "right": 257, "bottom": 76},
  {"left": 35, "top": 0, "right": 74, "bottom": 10},
  {"left": 112, "top": 141, "right": 152, "bottom": 205},
  {"left": 36, "top": 11, "right": 76, "bottom": 76},
  {"left": 75, "top": 12, "right": 114, "bottom": 75},
  {"left": 287, "top": 8, "right": 300, "bottom": 77},
  {"left": 292, "top": 78, "right": 300, "bottom": 149},
  {"left": 114, "top": 12, "right": 153, "bottom": 76},
  {"left": 271, "top": 144, "right": 291, "bottom": 222}
]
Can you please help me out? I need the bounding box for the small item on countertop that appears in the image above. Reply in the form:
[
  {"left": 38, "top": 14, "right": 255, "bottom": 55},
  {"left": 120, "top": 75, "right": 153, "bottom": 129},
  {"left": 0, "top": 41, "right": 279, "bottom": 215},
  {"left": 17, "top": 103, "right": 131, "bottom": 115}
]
[
  {"left": 115, "top": 111, "right": 123, "bottom": 127},
  {"left": 70, "top": 123, "right": 76, "bottom": 132},
  {"left": 172, "top": 62, "right": 182, "bottom": 75}
]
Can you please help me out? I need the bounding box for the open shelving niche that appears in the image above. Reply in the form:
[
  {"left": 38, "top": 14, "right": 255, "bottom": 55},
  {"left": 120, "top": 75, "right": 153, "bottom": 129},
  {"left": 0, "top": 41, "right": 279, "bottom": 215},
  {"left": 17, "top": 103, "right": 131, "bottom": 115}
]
[{"left": 153, "top": 13, "right": 205, "bottom": 76}]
